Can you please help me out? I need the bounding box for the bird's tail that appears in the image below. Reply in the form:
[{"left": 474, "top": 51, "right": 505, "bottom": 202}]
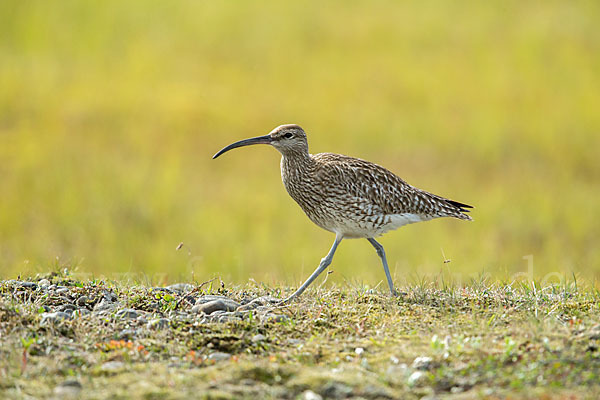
[{"left": 442, "top": 198, "right": 473, "bottom": 221}]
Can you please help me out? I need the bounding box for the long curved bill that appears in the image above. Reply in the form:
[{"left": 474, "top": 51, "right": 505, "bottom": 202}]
[{"left": 212, "top": 134, "right": 273, "bottom": 159}]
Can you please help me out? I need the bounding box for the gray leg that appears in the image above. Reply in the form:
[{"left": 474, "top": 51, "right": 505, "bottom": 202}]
[
  {"left": 281, "top": 233, "right": 343, "bottom": 303},
  {"left": 367, "top": 238, "right": 397, "bottom": 296}
]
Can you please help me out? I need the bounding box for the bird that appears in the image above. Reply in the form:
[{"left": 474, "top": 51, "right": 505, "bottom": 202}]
[{"left": 213, "top": 124, "right": 473, "bottom": 303}]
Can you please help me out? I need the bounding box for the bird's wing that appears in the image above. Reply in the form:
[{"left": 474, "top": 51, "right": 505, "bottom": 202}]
[{"left": 312, "top": 153, "right": 472, "bottom": 220}]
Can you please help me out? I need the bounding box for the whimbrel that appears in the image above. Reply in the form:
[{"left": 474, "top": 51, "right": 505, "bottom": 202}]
[{"left": 213, "top": 124, "right": 472, "bottom": 302}]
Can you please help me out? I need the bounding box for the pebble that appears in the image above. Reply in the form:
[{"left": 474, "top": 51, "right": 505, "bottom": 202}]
[
  {"left": 252, "top": 334, "right": 267, "bottom": 343},
  {"left": 94, "top": 298, "right": 118, "bottom": 312},
  {"left": 8, "top": 280, "right": 37, "bottom": 289},
  {"left": 100, "top": 361, "right": 125, "bottom": 372},
  {"left": 192, "top": 299, "right": 240, "bottom": 315},
  {"left": 38, "top": 279, "right": 51, "bottom": 289},
  {"left": 412, "top": 356, "right": 433, "bottom": 370},
  {"left": 208, "top": 352, "right": 231, "bottom": 362},
  {"left": 76, "top": 296, "right": 89, "bottom": 307},
  {"left": 302, "top": 390, "right": 323, "bottom": 400},
  {"left": 41, "top": 311, "right": 72, "bottom": 326},
  {"left": 115, "top": 309, "right": 140, "bottom": 319},
  {"left": 407, "top": 371, "right": 429, "bottom": 387},
  {"left": 57, "top": 304, "right": 76, "bottom": 313},
  {"left": 101, "top": 290, "right": 118, "bottom": 302},
  {"left": 56, "top": 287, "right": 69, "bottom": 294},
  {"left": 195, "top": 295, "right": 234, "bottom": 304},
  {"left": 321, "top": 381, "right": 353, "bottom": 398},
  {"left": 147, "top": 318, "right": 170, "bottom": 330},
  {"left": 166, "top": 283, "right": 194, "bottom": 293}
]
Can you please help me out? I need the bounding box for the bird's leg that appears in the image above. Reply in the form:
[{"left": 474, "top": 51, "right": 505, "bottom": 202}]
[
  {"left": 367, "top": 238, "right": 397, "bottom": 296},
  {"left": 280, "top": 233, "right": 343, "bottom": 303}
]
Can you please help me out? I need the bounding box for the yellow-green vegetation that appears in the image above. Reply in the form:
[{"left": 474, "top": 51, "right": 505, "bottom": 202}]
[
  {"left": 1, "top": 2, "right": 599, "bottom": 285},
  {"left": 2, "top": 274, "right": 600, "bottom": 399}
]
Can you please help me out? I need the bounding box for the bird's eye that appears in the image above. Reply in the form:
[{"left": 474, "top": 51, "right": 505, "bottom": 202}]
[{"left": 283, "top": 132, "right": 293, "bottom": 139}]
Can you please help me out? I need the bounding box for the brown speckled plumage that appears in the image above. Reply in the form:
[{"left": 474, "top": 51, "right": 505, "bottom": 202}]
[
  {"left": 282, "top": 151, "right": 471, "bottom": 238},
  {"left": 213, "top": 124, "right": 473, "bottom": 302}
]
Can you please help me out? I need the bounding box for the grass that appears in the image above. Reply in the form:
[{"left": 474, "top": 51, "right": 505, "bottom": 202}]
[
  {"left": 2, "top": 272, "right": 600, "bottom": 399},
  {"left": 1, "top": 1, "right": 599, "bottom": 284}
]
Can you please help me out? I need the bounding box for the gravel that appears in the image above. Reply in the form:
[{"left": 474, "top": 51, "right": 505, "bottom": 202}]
[{"left": 4, "top": 279, "right": 288, "bottom": 334}]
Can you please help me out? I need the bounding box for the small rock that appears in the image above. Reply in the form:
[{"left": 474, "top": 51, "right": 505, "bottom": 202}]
[
  {"left": 56, "top": 287, "right": 69, "bottom": 294},
  {"left": 190, "top": 305, "right": 202, "bottom": 314},
  {"left": 76, "top": 296, "right": 89, "bottom": 307},
  {"left": 166, "top": 283, "right": 194, "bottom": 293},
  {"left": 451, "top": 386, "right": 464, "bottom": 393},
  {"left": 7, "top": 280, "right": 37, "bottom": 289},
  {"left": 38, "top": 279, "right": 51, "bottom": 289},
  {"left": 208, "top": 352, "right": 230, "bottom": 362},
  {"left": 147, "top": 318, "right": 170, "bottom": 330},
  {"left": 321, "top": 381, "right": 353, "bottom": 398},
  {"left": 252, "top": 334, "right": 267, "bottom": 343},
  {"left": 192, "top": 299, "right": 240, "bottom": 315},
  {"left": 93, "top": 298, "right": 118, "bottom": 312},
  {"left": 101, "top": 361, "right": 125, "bottom": 372},
  {"left": 41, "top": 312, "right": 72, "bottom": 326},
  {"left": 101, "top": 290, "right": 118, "bottom": 302},
  {"left": 302, "top": 390, "right": 323, "bottom": 400},
  {"left": 412, "top": 356, "right": 433, "bottom": 370},
  {"left": 407, "top": 371, "right": 429, "bottom": 387},
  {"left": 195, "top": 295, "right": 234, "bottom": 305},
  {"left": 57, "top": 304, "right": 76, "bottom": 313},
  {"left": 115, "top": 309, "right": 140, "bottom": 319},
  {"left": 355, "top": 347, "right": 365, "bottom": 355}
]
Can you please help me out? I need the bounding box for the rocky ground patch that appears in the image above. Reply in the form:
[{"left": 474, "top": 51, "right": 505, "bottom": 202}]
[{"left": 1, "top": 272, "right": 600, "bottom": 399}]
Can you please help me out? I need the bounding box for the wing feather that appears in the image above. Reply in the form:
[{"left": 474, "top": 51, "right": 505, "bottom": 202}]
[{"left": 312, "top": 153, "right": 472, "bottom": 220}]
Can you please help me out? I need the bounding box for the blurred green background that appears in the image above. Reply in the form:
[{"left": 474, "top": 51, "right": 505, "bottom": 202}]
[{"left": 1, "top": 1, "right": 599, "bottom": 286}]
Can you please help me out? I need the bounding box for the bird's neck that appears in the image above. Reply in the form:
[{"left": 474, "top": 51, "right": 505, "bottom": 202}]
[{"left": 280, "top": 151, "right": 314, "bottom": 183}]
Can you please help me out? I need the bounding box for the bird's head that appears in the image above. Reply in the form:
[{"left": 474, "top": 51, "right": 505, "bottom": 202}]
[{"left": 213, "top": 124, "right": 308, "bottom": 159}]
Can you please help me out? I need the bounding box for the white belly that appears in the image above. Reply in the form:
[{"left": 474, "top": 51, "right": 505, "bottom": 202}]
[{"left": 325, "top": 213, "right": 433, "bottom": 239}]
